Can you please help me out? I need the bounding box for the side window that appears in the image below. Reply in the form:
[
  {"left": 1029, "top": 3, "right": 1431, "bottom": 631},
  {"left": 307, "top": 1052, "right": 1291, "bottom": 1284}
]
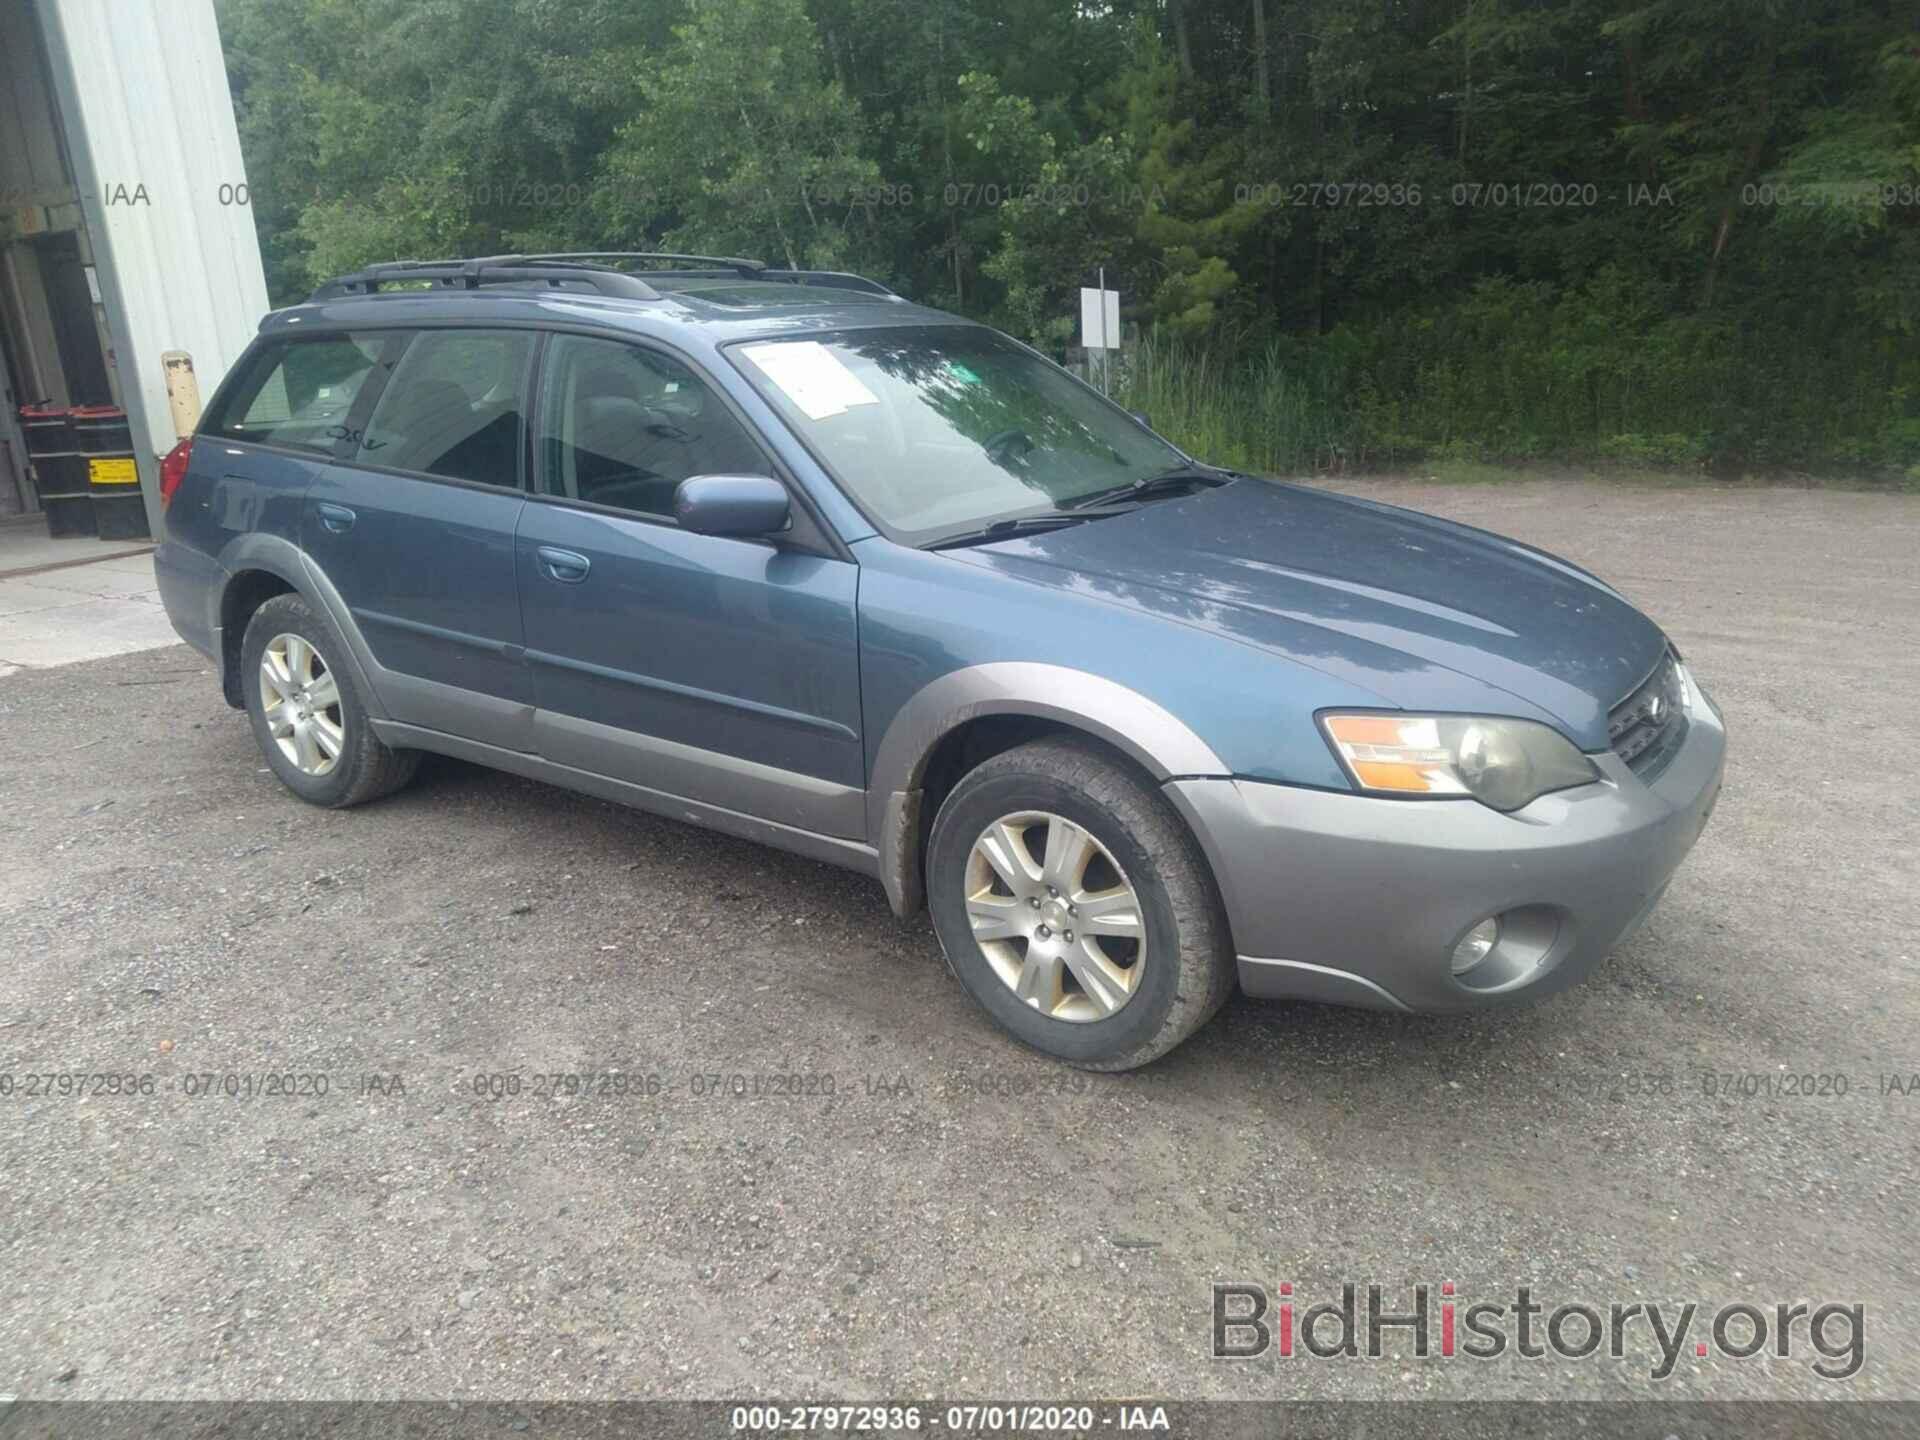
[
  {"left": 356, "top": 329, "right": 534, "bottom": 487},
  {"left": 536, "top": 334, "right": 768, "bottom": 518},
  {"left": 206, "top": 334, "right": 386, "bottom": 453}
]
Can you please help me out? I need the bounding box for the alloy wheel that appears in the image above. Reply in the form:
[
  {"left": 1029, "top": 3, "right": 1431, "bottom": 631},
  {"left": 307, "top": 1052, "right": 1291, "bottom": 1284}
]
[
  {"left": 259, "top": 632, "right": 345, "bottom": 776},
  {"left": 963, "top": 810, "right": 1146, "bottom": 1022}
]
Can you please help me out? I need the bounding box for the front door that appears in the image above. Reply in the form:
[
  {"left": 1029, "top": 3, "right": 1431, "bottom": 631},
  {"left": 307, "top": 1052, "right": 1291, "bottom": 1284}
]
[
  {"left": 302, "top": 327, "right": 537, "bottom": 751},
  {"left": 515, "top": 333, "right": 863, "bottom": 838}
]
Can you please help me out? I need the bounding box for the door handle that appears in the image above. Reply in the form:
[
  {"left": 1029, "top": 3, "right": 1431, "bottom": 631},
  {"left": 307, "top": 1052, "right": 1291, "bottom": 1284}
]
[
  {"left": 536, "top": 546, "right": 591, "bottom": 583},
  {"left": 316, "top": 502, "right": 356, "bottom": 534}
]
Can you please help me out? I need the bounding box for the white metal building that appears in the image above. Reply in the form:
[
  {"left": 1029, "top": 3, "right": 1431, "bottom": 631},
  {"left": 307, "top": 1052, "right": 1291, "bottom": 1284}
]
[{"left": 1, "top": 0, "right": 268, "bottom": 536}]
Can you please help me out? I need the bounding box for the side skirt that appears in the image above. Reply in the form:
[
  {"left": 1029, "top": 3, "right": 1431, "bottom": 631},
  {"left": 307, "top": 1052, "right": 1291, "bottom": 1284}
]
[{"left": 371, "top": 719, "right": 882, "bottom": 880}]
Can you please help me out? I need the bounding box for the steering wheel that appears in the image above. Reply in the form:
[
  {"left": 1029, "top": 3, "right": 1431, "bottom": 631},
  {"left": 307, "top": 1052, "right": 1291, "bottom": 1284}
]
[{"left": 981, "top": 428, "right": 1036, "bottom": 463}]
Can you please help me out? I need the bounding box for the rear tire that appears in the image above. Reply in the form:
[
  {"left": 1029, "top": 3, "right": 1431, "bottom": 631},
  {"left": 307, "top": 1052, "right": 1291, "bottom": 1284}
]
[
  {"left": 926, "top": 736, "right": 1234, "bottom": 1069},
  {"left": 241, "top": 592, "right": 418, "bottom": 808}
]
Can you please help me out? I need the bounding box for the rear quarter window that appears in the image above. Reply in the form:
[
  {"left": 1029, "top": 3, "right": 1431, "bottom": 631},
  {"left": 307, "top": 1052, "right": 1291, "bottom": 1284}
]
[{"left": 204, "top": 334, "right": 388, "bottom": 453}]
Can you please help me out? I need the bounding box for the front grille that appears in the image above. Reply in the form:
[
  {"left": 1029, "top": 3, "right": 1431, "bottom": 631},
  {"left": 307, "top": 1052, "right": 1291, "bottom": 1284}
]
[{"left": 1609, "top": 652, "right": 1688, "bottom": 778}]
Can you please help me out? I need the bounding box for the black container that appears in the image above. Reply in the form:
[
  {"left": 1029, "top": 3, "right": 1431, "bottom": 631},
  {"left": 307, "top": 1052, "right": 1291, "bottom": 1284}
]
[
  {"left": 74, "top": 409, "right": 148, "bottom": 540},
  {"left": 89, "top": 456, "right": 149, "bottom": 539},
  {"left": 72, "top": 405, "right": 134, "bottom": 455},
  {"left": 42, "top": 490, "right": 97, "bottom": 536},
  {"left": 19, "top": 405, "right": 71, "bottom": 457},
  {"left": 21, "top": 405, "right": 95, "bottom": 536}
]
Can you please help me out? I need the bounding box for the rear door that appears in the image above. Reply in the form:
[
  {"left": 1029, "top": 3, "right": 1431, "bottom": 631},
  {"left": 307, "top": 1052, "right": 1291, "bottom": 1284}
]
[
  {"left": 515, "top": 332, "right": 864, "bottom": 837},
  {"left": 171, "top": 329, "right": 388, "bottom": 575},
  {"left": 303, "top": 327, "right": 538, "bottom": 752}
]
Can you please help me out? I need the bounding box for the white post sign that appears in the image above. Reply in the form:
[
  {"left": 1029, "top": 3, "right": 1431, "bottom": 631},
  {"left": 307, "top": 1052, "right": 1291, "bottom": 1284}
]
[
  {"left": 1079, "top": 285, "right": 1121, "bottom": 351},
  {"left": 1080, "top": 271, "right": 1121, "bottom": 395}
]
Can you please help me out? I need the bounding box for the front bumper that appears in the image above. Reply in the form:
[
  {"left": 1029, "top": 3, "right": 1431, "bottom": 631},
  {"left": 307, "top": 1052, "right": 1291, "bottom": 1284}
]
[{"left": 1167, "top": 671, "right": 1726, "bottom": 1013}]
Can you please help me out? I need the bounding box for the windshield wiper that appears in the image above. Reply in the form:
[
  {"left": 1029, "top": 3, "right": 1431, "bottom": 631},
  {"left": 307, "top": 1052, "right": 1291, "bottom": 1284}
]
[
  {"left": 1059, "top": 465, "right": 1235, "bottom": 511},
  {"left": 924, "top": 472, "right": 1227, "bottom": 550},
  {"left": 925, "top": 512, "right": 1098, "bottom": 551}
]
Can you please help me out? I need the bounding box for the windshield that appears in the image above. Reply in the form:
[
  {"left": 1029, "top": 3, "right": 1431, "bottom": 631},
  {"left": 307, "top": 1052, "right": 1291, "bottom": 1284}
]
[{"left": 728, "top": 325, "right": 1187, "bottom": 541}]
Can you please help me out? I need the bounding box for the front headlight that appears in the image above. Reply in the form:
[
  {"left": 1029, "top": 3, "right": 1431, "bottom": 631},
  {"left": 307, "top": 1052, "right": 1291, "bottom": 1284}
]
[{"left": 1320, "top": 713, "right": 1600, "bottom": 812}]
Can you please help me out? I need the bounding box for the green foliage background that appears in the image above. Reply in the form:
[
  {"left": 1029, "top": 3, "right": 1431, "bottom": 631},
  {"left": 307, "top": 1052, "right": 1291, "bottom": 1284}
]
[{"left": 218, "top": 0, "right": 1920, "bottom": 476}]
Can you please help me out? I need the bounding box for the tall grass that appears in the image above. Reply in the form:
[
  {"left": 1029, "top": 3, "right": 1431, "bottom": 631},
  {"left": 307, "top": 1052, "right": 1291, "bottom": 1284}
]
[
  {"left": 1111, "top": 277, "right": 1920, "bottom": 478},
  {"left": 1114, "top": 334, "right": 1361, "bottom": 475}
]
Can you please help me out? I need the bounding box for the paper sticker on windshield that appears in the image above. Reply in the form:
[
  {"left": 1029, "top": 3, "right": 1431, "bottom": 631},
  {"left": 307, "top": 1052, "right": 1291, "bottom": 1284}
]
[
  {"left": 741, "top": 341, "right": 879, "bottom": 421},
  {"left": 944, "top": 361, "right": 982, "bottom": 386}
]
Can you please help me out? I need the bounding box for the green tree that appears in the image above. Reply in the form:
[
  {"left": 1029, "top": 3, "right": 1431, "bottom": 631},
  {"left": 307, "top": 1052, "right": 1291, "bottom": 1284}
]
[
  {"left": 220, "top": 0, "right": 658, "bottom": 299},
  {"left": 594, "top": 0, "right": 881, "bottom": 271},
  {"left": 219, "top": 0, "right": 1920, "bottom": 471}
]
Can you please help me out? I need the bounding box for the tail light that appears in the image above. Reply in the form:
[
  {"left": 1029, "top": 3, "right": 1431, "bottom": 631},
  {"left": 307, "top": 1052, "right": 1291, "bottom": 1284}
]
[{"left": 159, "top": 438, "right": 193, "bottom": 508}]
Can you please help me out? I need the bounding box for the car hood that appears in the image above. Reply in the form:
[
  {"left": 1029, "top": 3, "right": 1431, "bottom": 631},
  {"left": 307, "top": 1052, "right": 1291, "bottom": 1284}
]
[{"left": 947, "top": 479, "right": 1668, "bottom": 750}]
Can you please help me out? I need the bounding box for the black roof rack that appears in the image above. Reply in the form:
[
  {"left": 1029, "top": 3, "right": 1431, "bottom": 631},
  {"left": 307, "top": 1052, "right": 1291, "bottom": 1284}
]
[
  {"left": 761, "top": 269, "right": 898, "bottom": 298},
  {"left": 520, "top": 251, "right": 768, "bottom": 278},
  {"left": 307, "top": 253, "right": 901, "bottom": 305},
  {"left": 306, "top": 255, "right": 663, "bottom": 303},
  {"left": 607, "top": 265, "right": 899, "bottom": 299}
]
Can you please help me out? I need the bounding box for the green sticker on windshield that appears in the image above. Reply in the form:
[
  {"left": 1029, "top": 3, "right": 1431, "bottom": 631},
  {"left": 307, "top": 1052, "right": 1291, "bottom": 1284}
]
[{"left": 945, "top": 361, "right": 982, "bottom": 386}]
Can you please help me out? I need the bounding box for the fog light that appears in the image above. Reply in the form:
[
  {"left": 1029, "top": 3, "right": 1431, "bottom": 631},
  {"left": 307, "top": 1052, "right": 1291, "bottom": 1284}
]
[{"left": 1451, "top": 918, "right": 1500, "bottom": 974}]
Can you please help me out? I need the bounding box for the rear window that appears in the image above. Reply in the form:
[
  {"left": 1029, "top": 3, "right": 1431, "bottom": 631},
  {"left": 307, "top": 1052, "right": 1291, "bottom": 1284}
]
[
  {"left": 355, "top": 329, "right": 533, "bottom": 487},
  {"left": 205, "top": 334, "right": 386, "bottom": 453}
]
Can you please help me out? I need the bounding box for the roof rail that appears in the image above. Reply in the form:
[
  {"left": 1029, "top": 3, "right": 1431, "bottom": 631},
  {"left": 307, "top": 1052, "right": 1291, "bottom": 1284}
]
[
  {"left": 305, "top": 253, "right": 902, "bottom": 305},
  {"left": 520, "top": 251, "right": 767, "bottom": 278},
  {"left": 306, "top": 255, "right": 662, "bottom": 303},
  {"left": 761, "top": 268, "right": 898, "bottom": 298},
  {"left": 568, "top": 263, "right": 900, "bottom": 299}
]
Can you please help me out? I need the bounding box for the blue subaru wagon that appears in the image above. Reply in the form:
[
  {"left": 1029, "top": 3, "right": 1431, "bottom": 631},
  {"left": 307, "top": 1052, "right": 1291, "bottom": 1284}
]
[{"left": 154, "top": 253, "right": 1725, "bottom": 1068}]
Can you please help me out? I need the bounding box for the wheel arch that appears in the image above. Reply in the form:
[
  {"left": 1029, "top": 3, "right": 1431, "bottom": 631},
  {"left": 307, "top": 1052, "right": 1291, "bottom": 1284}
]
[
  {"left": 217, "top": 567, "right": 298, "bottom": 707},
  {"left": 868, "top": 663, "right": 1229, "bottom": 918},
  {"left": 212, "top": 534, "right": 386, "bottom": 721}
]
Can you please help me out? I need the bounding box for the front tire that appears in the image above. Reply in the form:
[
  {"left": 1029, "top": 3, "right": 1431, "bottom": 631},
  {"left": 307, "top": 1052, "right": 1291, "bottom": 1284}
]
[
  {"left": 241, "top": 593, "right": 418, "bottom": 808},
  {"left": 926, "top": 737, "right": 1234, "bottom": 1069}
]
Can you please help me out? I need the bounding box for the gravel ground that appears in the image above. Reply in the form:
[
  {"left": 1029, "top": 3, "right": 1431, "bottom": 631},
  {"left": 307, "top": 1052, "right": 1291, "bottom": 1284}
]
[{"left": 0, "top": 478, "right": 1915, "bottom": 1406}]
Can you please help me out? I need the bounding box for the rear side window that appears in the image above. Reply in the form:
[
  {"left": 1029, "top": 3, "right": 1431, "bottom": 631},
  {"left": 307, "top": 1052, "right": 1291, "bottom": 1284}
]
[
  {"left": 206, "top": 334, "right": 385, "bottom": 453},
  {"left": 356, "top": 329, "right": 534, "bottom": 487}
]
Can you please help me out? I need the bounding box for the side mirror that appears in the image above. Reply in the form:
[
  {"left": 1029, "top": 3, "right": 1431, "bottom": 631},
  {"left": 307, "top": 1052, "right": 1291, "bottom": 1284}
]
[
  {"left": 1130, "top": 410, "right": 1153, "bottom": 430},
  {"left": 674, "top": 475, "right": 791, "bottom": 538}
]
